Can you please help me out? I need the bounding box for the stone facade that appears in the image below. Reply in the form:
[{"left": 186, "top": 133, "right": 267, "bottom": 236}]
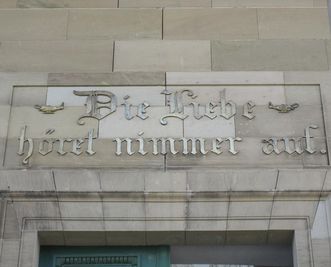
[{"left": 0, "top": 1, "right": 331, "bottom": 267}]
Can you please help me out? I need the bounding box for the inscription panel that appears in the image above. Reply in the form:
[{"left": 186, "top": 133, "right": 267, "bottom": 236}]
[{"left": 5, "top": 85, "right": 328, "bottom": 168}]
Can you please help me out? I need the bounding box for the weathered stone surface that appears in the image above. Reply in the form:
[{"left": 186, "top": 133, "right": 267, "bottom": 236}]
[
  {"left": 39, "top": 231, "right": 65, "bottom": 245},
  {"left": 8, "top": 106, "right": 98, "bottom": 138},
  {"left": 54, "top": 170, "right": 101, "bottom": 192},
  {"left": 183, "top": 110, "right": 235, "bottom": 138},
  {"left": 0, "top": 40, "right": 113, "bottom": 72},
  {"left": 277, "top": 170, "right": 326, "bottom": 191},
  {"left": 0, "top": 239, "right": 20, "bottom": 267},
  {"left": 100, "top": 171, "right": 145, "bottom": 192},
  {"left": 64, "top": 231, "right": 106, "bottom": 245},
  {"left": 3, "top": 202, "right": 20, "bottom": 239},
  {"left": 114, "top": 41, "right": 211, "bottom": 72},
  {"left": 0, "top": 9, "right": 67, "bottom": 41},
  {"left": 314, "top": 0, "right": 328, "bottom": 6},
  {"left": 0, "top": 0, "right": 17, "bottom": 7},
  {"left": 59, "top": 202, "right": 103, "bottom": 218},
  {"left": 227, "top": 219, "right": 269, "bottom": 231},
  {"left": 166, "top": 72, "right": 285, "bottom": 85},
  {"left": 285, "top": 85, "right": 321, "bottom": 105},
  {"left": 120, "top": 0, "right": 211, "bottom": 7},
  {"left": 0, "top": 106, "right": 10, "bottom": 138},
  {"left": 327, "top": 40, "right": 331, "bottom": 69},
  {"left": 185, "top": 231, "right": 226, "bottom": 245},
  {"left": 17, "top": 0, "right": 118, "bottom": 8},
  {"left": 272, "top": 200, "right": 318, "bottom": 219},
  {"left": 103, "top": 202, "right": 145, "bottom": 218},
  {"left": 48, "top": 72, "right": 166, "bottom": 86},
  {"left": 146, "top": 231, "right": 185, "bottom": 245},
  {"left": 20, "top": 231, "right": 39, "bottom": 267},
  {"left": 0, "top": 170, "right": 54, "bottom": 191},
  {"left": 106, "top": 232, "right": 146, "bottom": 246},
  {"left": 212, "top": 40, "right": 329, "bottom": 71},
  {"left": 226, "top": 230, "right": 268, "bottom": 245},
  {"left": 226, "top": 169, "right": 278, "bottom": 191},
  {"left": 212, "top": 0, "right": 314, "bottom": 7},
  {"left": 187, "top": 171, "right": 229, "bottom": 191},
  {"left": 166, "top": 137, "right": 306, "bottom": 168},
  {"left": 12, "top": 87, "right": 47, "bottom": 106},
  {"left": 258, "top": 8, "right": 330, "bottom": 39},
  {"left": 0, "top": 72, "right": 47, "bottom": 105},
  {"left": 164, "top": 8, "right": 258, "bottom": 40},
  {"left": 235, "top": 105, "right": 325, "bottom": 137},
  {"left": 145, "top": 171, "right": 187, "bottom": 192},
  {"left": 68, "top": 9, "right": 162, "bottom": 40},
  {"left": 188, "top": 201, "right": 228, "bottom": 217},
  {"left": 228, "top": 201, "right": 272, "bottom": 217}
]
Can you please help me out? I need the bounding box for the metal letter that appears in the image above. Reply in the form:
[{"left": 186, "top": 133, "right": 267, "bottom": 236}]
[
  {"left": 190, "top": 103, "right": 204, "bottom": 120},
  {"left": 56, "top": 138, "right": 72, "bottom": 155},
  {"left": 122, "top": 95, "right": 134, "bottom": 120},
  {"left": 137, "top": 102, "right": 150, "bottom": 120},
  {"left": 219, "top": 90, "right": 236, "bottom": 120},
  {"left": 160, "top": 89, "right": 197, "bottom": 125},
  {"left": 113, "top": 138, "right": 134, "bottom": 156},
  {"left": 262, "top": 138, "right": 281, "bottom": 155},
  {"left": 149, "top": 138, "right": 160, "bottom": 155},
  {"left": 74, "top": 90, "right": 117, "bottom": 125},
  {"left": 211, "top": 138, "right": 223, "bottom": 155},
  {"left": 226, "top": 137, "right": 242, "bottom": 155},
  {"left": 136, "top": 132, "right": 147, "bottom": 155},
  {"left": 161, "top": 138, "right": 178, "bottom": 155},
  {"left": 304, "top": 125, "right": 318, "bottom": 154},
  {"left": 204, "top": 102, "right": 217, "bottom": 120},
  {"left": 38, "top": 139, "right": 54, "bottom": 156},
  {"left": 17, "top": 126, "right": 34, "bottom": 165},
  {"left": 242, "top": 101, "right": 256, "bottom": 120},
  {"left": 181, "top": 138, "right": 208, "bottom": 155},
  {"left": 86, "top": 129, "right": 96, "bottom": 156},
  {"left": 282, "top": 137, "right": 304, "bottom": 155},
  {"left": 71, "top": 139, "right": 84, "bottom": 156}
]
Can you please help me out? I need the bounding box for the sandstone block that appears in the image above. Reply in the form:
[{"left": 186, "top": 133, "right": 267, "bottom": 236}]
[
  {"left": 119, "top": 0, "right": 211, "bottom": 7},
  {"left": 0, "top": 9, "right": 67, "bottom": 40},
  {"left": 164, "top": 8, "right": 258, "bottom": 40},
  {"left": 277, "top": 169, "right": 326, "bottom": 191},
  {"left": 212, "top": 0, "right": 314, "bottom": 7},
  {"left": 54, "top": 170, "right": 101, "bottom": 192},
  {"left": 0, "top": 40, "right": 114, "bottom": 73},
  {"left": 114, "top": 41, "right": 211, "bottom": 72},
  {"left": 68, "top": 9, "right": 162, "bottom": 40},
  {"left": 166, "top": 71, "right": 284, "bottom": 85},
  {"left": 258, "top": 8, "right": 331, "bottom": 39},
  {"left": 17, "top": 0, "right": 118, "bottom": 8},
  {"left": 12, "top": 87, "right": 47, "bottom": 107},
  {"left": 212, "top": 40, "right": 328, "bottom": 71},
  {"left": 145, "top": 171, "right": 187, "bottom": 192},
  {"left": 47, "top": 72, "right": 166, "bottom": 86}
]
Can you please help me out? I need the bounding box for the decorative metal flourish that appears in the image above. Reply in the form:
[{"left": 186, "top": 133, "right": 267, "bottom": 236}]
[
  {"left": 268, "top": 102, "right": 299, "bottom": 113},
  {"left": 34, "top": 102, "right": 64, "bottom": 114}
]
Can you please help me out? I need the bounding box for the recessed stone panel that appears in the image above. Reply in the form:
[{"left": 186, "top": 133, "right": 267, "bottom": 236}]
[{"left": 6, "top": 84, "right": 328, "bottom": 168}]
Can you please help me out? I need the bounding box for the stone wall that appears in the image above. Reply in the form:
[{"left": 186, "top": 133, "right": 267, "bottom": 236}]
[{"left": 0, "top": 1, "right": 330, "bottom": 267}]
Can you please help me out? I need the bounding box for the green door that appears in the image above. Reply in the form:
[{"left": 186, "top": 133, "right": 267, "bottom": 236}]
[{"left": 39, "top": 246, "right": 170, "bottom": 267}]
